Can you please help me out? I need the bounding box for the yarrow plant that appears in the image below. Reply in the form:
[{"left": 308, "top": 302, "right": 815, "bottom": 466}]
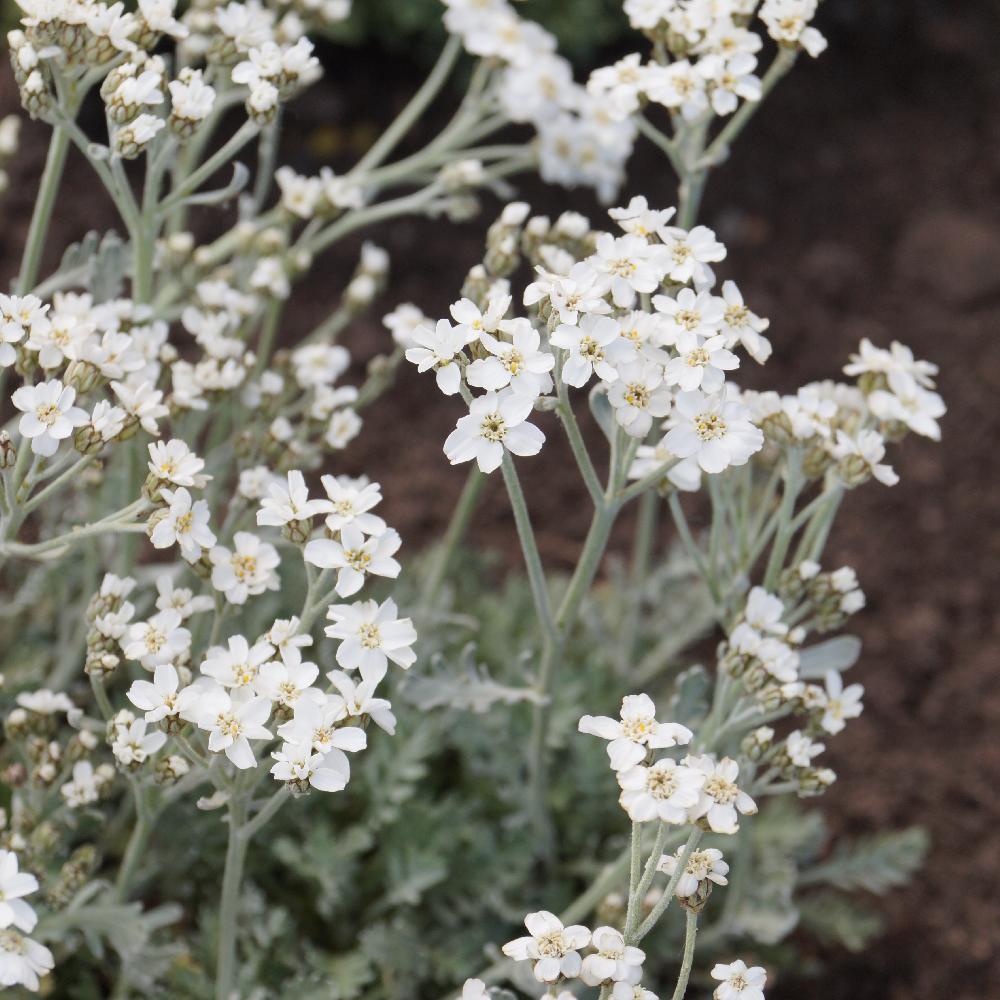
[{"left": 0, "top": 0, "right": 940, "bottom": 997}]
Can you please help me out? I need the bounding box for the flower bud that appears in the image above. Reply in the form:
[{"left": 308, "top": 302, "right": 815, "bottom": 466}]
[{"left": 0, "top": 431, "right": 15, "bottom": 470}]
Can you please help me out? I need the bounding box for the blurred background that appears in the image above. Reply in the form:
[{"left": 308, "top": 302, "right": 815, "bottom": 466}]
[{"left": 1, "top": 1, "right": 997, "bottom": 997}]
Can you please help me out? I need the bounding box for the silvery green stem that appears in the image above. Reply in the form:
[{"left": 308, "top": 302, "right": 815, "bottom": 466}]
[
  {"left": 670, "top": 909, "right": 700, "bottom": 1000},
  {"left": 352, "top": 33, "right": 463, "bottom": 174},
  {"left": 420, "top": 466, "right": 487, "bottom": 613},
  {"left": 159, "top": 120, "right": 259, "bottom": 216},
  {"left": 699, "top": 47, "right": 799, "bottom": 169},
  {"left": 17, "top": 125, "right": 72, "bottom": 295},
  {"left": 635, "top": 827, "right": 703, "bottom": 942},
  {"left": 763, "top": 450, "right": 805, "bottom": 590},
  {"left": 215, "top": 795, "right": 249, "bottom": 1000},
  {"left": 500, "top": 454, "right": 557, "bottom": 644},
  {"left": 114, "top": 782, "right": 151, "bottom": 901}
]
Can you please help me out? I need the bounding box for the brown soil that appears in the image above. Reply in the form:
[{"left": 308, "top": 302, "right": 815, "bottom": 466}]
[{"left": 2, "top": 2, "right": 998, "bottom": 997}]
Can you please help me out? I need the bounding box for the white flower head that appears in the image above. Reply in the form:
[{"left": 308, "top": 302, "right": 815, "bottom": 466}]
[
  {"left": 444, "top": 390, "right": 545, "bottom": 473},
  {"left": 711, "top": 959, "right": 767, "bottom": 1000},
  {"left": 658, "top": 846, "right": 729, "bottom": 898},
  {"left": 501, "top": 911, "right": 591, "bottom": 983},
  {"left": 685, "top": 755, "right": 757, "bottom": 834},
  {"left": 664, "top": 390, "right": 763, "bottom": 473},
  {"left": 580, "top": 925, "right": 645, "bottom": 986},
  {"left": 579, "top": 694, "right": 692, "bottom": 771},
  {"left": 11, "top": 380, "right": 88, "bottom": 457},
  {"left": 618, "top": 758, "right": 704, "bottom": 824},
  {"left": 304, "top": 525, "right": 401, "bottom": 598},
  {"left": 257, "top": 470, "right": 333, "bottom": 527},
  {"left": 324, "top": 598, "right": 417, "bottom": 676}
]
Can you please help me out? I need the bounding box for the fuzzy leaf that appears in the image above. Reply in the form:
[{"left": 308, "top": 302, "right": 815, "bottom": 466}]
[
  {"left": 400, "top": 644, "right": 546, "bottom": 714},
  {"left": 797, "top": 635, "right": 862, "bottom": 679},
  {"left": 798, "top": 826, "right": 929, "bottom": 894},
  {"left": 797, "top": 892, "right": 885, "bottom": 952},
  {"left": 668, "top": 664, "right": 712, "bottom": 726}
]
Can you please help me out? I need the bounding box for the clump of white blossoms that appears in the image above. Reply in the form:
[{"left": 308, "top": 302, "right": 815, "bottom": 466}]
[{"left": 0, "top": 0, "right": 942, "bottom": 995}]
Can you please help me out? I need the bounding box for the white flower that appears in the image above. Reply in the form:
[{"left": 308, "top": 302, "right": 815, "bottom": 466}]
[
  {"left": 111, "top": 717, "right": 167, "bottom": 765},
  {"left": 270, "top": 743, "right": 350, "bottom": 792},
  {"left": 15, "top": 690, "right": 73, "bottom": 715},
  {"left": 255, "top": 648, "right": 319, "bottom": 708},
  {"left": 444, "top": 390, "right": 545, "bottom": 473},
  {"left": 383, "top": 303, "right": 427, "bottom": 349},
  {"left": 291, "top": 343, "right": 350, "bottom": 388},
  {"left": 127, "top": 662, "right": 181, "bottom": 723},
  {"left": 179, "top": 682, "right": 272, "bottom": 769},
  {"left": 151, "top": 487, "right": 216, "bottom": 561},
  {"left": 657, "top": 225, "right": 726, "bottom": 285},
  {"left": 843, "top": 338, "right": 938, "bottom": 387},
  {"left": 657, "top": 846, "right": 729, "bottom": 898},
  {"left": 320, "top": 475, "right": 386, "bottom": 536},
  {"left": 711, "top": 959, "right": 767, "bottom": 1000},
  {"left": 617, "top": 758, "right": 704, "bottom": 824},
  {"left": 607, "top": 361, "right": 673, "bottom": 439},
  {"left": 0, "top": 293, "right": 48, "bottom": 367},
  {"left": 277, "top": 697, "right": 367, "bottom": 757},
  {"left": 587, "top": 53, "right": 646, "bottom": 120},
  {"left": 743, "top": 587, "right": 788, "bottom": 636},
  {"left": 0, "top": 851, "right": 40, "bottom": 933},
  {"left": 265, "top": 617, "right": 313, "bottom": 654},
  {"left": 699, "top": 53, "right": 761, "bottom": 116},
  {"left": 591, "top": 232, "right": 668, "bottom": 309},
  {"left": 719, "top": 281, "right": 771, "bottom": 363},
  {"left": 210, "top": 532, "right": 281, "bottom": 605},
  {"left": 61, "top": 761, "right": 103, "bottom": 808},
  {"left": 653, "top": 288, "right": 725, "bottom": 343},
  {"left": 611, "top": 984, "right": 658, "bottom": 1000},
  {"left": 324, "top": 598, "right": 417, "bottom": 676},
  {"left": 551, "top": 314, "right": 631, "bottom": 387},
  {"left": 169, "top": 68, "right": 215, "bottom": 122},
  {"left": 11, "top": 380, "right": 88, "bottom": 457},
  {"left": 664, "top": 332, "right": 739, "bottom": 393},
  {"left": 458, "top": 979, "right": 488, "bottom": 1000},
  {"left": 644, "top": 59, "right": 709, "bottom": 121},
  {"left": 450, "top": 292, "right": 510, "bottom": 339},
  {"left": 580, "top": 926, "right": 645, "bottom": 986},
  {"left": 326, "top": 670, "right": 396, "bottom": 733},
  {"left": 147, "top": 439, "right": 206, "bottom": 487},
  {"left": 112, "top": 380, "right": 169, "bottom": 435},
  {"left": 818, "top": 669, "right": 864, "bottom": 735},
  {"left": 275, "top": 166, "right": 322, "bottom": 218},
  {"left": 685, "top": 755, "right": 757, "bottom": 834},
  {"left": 325, "top": 409, "right": 362, "bottom": 450},
  {"left": 123, "top": 609, "right": 190, "bottom": 671},
  {"left": 304, "top": 525, "right": 401, "bottom": 598},
  {"left": 0, "top": 928, "right": 54, "bottom": 992},
  {"left": 867, "top": 371, "right": 945, "bottom": 440},
  {"left": 579, "top": 694, "right": 692, "bottom": 771},
  {"left": 466, "top": 318, "right": 554, "bottom": 397},
  {"left": 202, "top": 635, "right": 276, "bottom": 690},
  {"left": 784, "top": 730, "right": 825, "bottom": 768},
  {"left": 609, "top": 196, "right": 676, "bottom": 239},
  {"left": 155, "top": 577, "right": 213, "bottom": 618},
  {"left": 84, "top": 400, "right": 126, "bottom": 442},
  {"left": 524, "top": 261, "right": 611, "bottom": 326},
  {"left": 760, "top": 0, "right": 826, "bottom": 56},
  {"left": 404, "top": 318, "right": 476, "bottom": 395},
  {"left": 501, "top": 911, "right": 591, "bottom": 983},
  {"left": 831, "top": 429, "right": 899, "bottom": 486},
  {"left": 664, "top": 390, "right": 763, "bottom": 473},
  {"left": 257, "top": 470, "right": 333, "bottom": 527}
]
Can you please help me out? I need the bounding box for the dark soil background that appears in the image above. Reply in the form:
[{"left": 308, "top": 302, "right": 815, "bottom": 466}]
[{"left": 1, "top": 1, "right": 998, "bottom": 996}]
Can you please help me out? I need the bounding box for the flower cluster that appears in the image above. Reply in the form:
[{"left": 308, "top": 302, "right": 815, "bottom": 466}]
[
  {"left": 405, "top": 199, "right": 773, "bottom": 480},
  {"left": 0, "top": 850, "right": 53, "bottom": 991}
]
